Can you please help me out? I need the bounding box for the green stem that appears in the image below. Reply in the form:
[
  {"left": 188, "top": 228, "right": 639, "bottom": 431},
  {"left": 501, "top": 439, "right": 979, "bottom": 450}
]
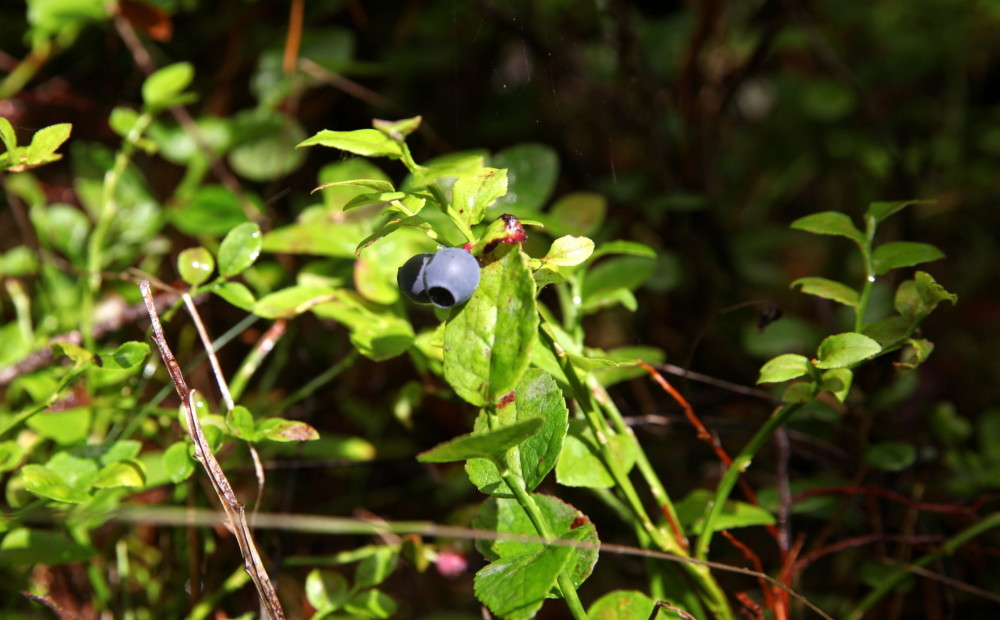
[
  {"left": 81, "top": 111, "right": 154, "bottom": 350},
  {"left": 0, "top": 39, "right": 56, "bottom": 100},
  {"left": 539, "top": 327, "right": 733, "bottom": 620},
  {"left": 854, "top": 223, "right": 877, "bottom": 333},
  {"left": 846, "top": 512, "right": 1000, "bottom": 620},
  {"left": 694, "top": 403, "right": 803, "bottom": 559},
  {"left": 497, "top": 463, "right": 588, "bottom": 620},
  {"left": 590, "top": 377, "right": 686, "bottom": 543}
]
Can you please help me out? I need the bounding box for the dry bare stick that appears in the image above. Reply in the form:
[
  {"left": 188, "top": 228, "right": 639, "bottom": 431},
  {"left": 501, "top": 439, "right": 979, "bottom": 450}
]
[
  {"left": 140, "top": 281, "right": 286, "bottom": 620},
  {"left": 180, "top": 293, "right": 268, "bottom": 518}
]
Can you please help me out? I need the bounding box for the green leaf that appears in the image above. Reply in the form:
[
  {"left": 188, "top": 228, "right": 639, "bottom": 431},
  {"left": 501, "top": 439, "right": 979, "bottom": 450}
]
[
  {"left": 162, "top": 442, "right": 195, "bottom": 483},
  {"left": 218, "top": 222, "right": 262, "bottom": 277},
  {"left": 587, "top": 590, "right": 657, "bottom": 620},
  {"left": 211, "top": 281, "right": 256, "bottom": 311},
  {"left": 342, "top": 191, "right": 407, "bottom": 211},
  {"left": 821, "top": 368, "right": 853, "bottom": 403},
  {"left": 226, "top": 406, "right": 257, "bottom": 440},
  {"left": 177, "top": 247, "right": 215, "bottom": 286},
  {"left": 25, "top": 123, "right": 73, "bottom": 165},
  {"left": 872, "top": 242, "right": 944, "bottom": 276},
  {"left": 21, "top": 464, "right": 92, "bottom": 503},
  {"left": 408, "top": 151, "right": 486, "bottom": 189},
  {"left": 256, "top": 418, "right": 320, "bottom": 442},
  {"left": 170, "top": 185, "right": 248, "bottom": 236},
  {"left": 865, "top": 441, "right": 916, "bottom": 472},
  {"left": 314, "top": 178, "right": 396, "bottom": 195},
  {"left": 581, "top": 255, "right": 655, "bottom": 312},
  {"left": 452, "top": 167, "right": 508, "bottom": 227},
  {"left": 590, "top": 240, "right": 657, "bottom": 261},
  {"left": 544, "top": 236, "right": 595, "bottom": 267},
  {"left": 555, "top": 420, "right": 636, "bottom": 488},
  {"left": 898, "top": 338, "right": 935, "bottom": 370},
  {"left": 253, "top": 285, "right": 337, "bottom": 319},
  {"left": 676, "top": 489, "right": 776, "bottom": 535},
  {"left": 894, "top": 271, "right": 957, "bottom": 321},
  {"left": 591, "top": 345, "right": 666, "bottom": 387},
  {"left": 99, "top": 341, "right": 150, "bottom": 371},
  {"left": 227, "top": 110, "right": 307, "bottom": 181},
  {"left": 791, "top": 277, "right": 859, "bottom": 307},
  {"left": 0, "top": 528, "right": 95, "bottom": 565},
  {"left": 417, "top": 418, "right": 545, "bottom": 464},
  {"left": 373, "top": 115, "right": 422, "bottom": 140},
  {"left": 343, "top": 588, "right": 397, "bottom": 619},
  {"left": 865, "top": 200, "right": 934, "bottom": 228},
  {"left": 466, "top": 369, "right": 569, "bottom": 496},
  {"left": 142, "top": 62, "right": 194, "bottom": 109},
  {"left": 305, "top": 569, "right": 349, "bottom": 613},
  {"left": 490, "top": 143, "right": 559, "bottom": 212},
  {"left": 444, "top": 246, "right": 538, "bottom": 407},
  {"left": 51, "top": 341, "right": 94, "bottom": 368},
  {"left": 757, "top": 353, "right": 811, "bottom": 384},
  {"left": 355, "top": 547, "right": 398, "bottom": 589},
  {"left": 474, "top": 495, "right": 599, "bottom": 590},
  {"left": 311, "top": 291, "right": 415, "bottom": 361},
  {"left": 474, "top": 544, "right": 575, "bottom": 620},
  {"left": 814, "top": 332, "right": 881, "bottom": 369},
  {"left": 0, "top": 117, "right": 17, "bottom": 153},
  {"left": 0, "top": 441, "right": 26, "bottom": 473},
  {"left": 27, "top": 409, "right": 91, "bottom": 445},
  {"left": 781, "top": 381, "right": 817, "bottom": 404},
  {"left": 92, "top": 460, "right": 145, "bottom": 489},
  {"left": 546, "top": 192, "right": 606, "bottom": 237},
  {"left": 297, "top": 128, "right": 402, "bottom": 158},
  {"left": 791, "top": 211, "right": 864, "bottom": 245}
]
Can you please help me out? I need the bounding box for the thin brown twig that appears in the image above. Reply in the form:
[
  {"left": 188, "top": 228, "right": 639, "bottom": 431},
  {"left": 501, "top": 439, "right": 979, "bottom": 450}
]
[
  {"left": 180, "top": 292, "right": 268, "bottom": 519},
  {"left": 282, "top": 0, "right": 304, "bottom": 75},
  {"left": 650, "top": 599, "right": 699, "bottom": 620},
  {"left": 139, "top": 280, "right": 286, "bottom": 620},
  {"left": 20, "top": 591, "right": 80, "bottom": 620}
]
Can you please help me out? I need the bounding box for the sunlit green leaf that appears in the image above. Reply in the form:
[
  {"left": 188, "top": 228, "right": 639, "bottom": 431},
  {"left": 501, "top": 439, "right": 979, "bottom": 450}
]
[
  {"left": 417, "top": 418, "right": 544, "bottom": 464},
  {"left": 758, "top": 353, "right": 811, "bottom": 384},
  {"left": 791, "top": 276, "right": 859, "bottom": 307},
  {"left": 814, "top": 332, "right": 881, "bottom": 369},
  {"left": 444, "top": 246, "right": 537, "bottom": 407},
  {"left": 142, "top": 62, "right": 195, "bottom": 110},
  {"left": 218, "top": 222, "right": 262, "bottom": 277},
  {"left": 177, "top": 247, "right": 215, "bottom": 286},
  {"left": 298, "top": 128, "right": 402, "bottom": 158}
]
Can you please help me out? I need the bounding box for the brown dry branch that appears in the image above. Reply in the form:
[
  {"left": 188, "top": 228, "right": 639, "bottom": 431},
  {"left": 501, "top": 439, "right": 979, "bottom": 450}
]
[{"left": 139, "top": 280, "right": 286, "bottom": 620}]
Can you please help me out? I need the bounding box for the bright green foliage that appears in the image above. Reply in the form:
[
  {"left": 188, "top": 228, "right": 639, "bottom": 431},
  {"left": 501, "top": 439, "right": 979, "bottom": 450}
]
[{"left": 0, "top": 118, "right": 72, "bottom": 172}]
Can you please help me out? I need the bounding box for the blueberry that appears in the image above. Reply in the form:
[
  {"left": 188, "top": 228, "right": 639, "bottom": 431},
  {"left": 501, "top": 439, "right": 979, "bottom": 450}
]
[
  {"left": 422, "top": 247, "right": 481, "bottom": 308},
  {"left": 397, "top": 253, "right": 433, "bottom": 303}
]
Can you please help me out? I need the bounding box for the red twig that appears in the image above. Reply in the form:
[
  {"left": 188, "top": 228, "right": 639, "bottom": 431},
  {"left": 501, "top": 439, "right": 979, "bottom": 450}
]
[
  {"left": 794, "top": 486, "right": 980, "bottom": 517},
  {"left": 637, "top": 360, "right": 777, "bottom": 539},
  {"left": 795, "top": 534, "right": 946, "bottom": 572},
  {"left": 722, "top": 530, "right": 782, "bottom": 620}
]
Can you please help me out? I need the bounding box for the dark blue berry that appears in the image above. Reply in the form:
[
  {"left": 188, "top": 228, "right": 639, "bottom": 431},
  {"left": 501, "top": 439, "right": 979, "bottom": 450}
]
[
  {"left": 397, "top": 253, "right": 433, "bottom": 303},
  {"left": 423, "top": 248, "right": 481, "bottom": 308}
]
